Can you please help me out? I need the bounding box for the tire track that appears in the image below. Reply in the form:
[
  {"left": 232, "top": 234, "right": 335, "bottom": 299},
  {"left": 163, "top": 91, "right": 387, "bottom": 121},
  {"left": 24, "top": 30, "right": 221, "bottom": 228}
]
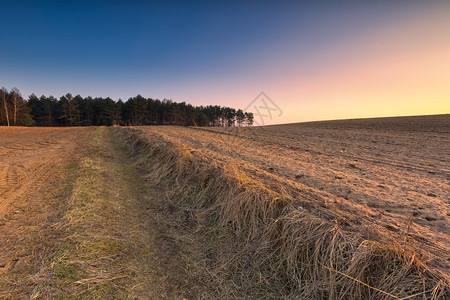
[{"left": 0, "top": 127, "right": 94, "bottom": 283}]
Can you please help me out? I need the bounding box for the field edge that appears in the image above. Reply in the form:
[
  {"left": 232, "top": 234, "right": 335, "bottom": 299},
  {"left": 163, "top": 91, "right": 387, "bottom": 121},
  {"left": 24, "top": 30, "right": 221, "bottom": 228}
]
[{"left": 114, "top": 126, "right": 449, "bottom": 299}]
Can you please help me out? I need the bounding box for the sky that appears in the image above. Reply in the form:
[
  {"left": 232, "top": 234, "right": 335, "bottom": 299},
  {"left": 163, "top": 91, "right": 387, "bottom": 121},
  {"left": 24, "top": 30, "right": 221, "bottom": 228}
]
[{"left": 1, "top": 0, "right": 449, "bottom": 124}]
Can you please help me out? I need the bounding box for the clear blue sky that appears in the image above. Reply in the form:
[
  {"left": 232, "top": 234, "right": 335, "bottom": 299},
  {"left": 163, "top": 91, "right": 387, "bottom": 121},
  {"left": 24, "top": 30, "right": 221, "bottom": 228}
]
[{"left": 1, "top": 0, "right": 449, "bottom": 123}]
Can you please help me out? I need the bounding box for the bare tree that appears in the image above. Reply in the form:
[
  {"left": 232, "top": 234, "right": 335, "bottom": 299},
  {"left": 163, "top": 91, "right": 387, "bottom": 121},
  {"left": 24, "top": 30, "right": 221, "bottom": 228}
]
[
  {"left": 11, "top": 88, "right": 22, "bottom": 126},
  {"left": 1, "top": 87, "right": 10, "bottom": 126}
]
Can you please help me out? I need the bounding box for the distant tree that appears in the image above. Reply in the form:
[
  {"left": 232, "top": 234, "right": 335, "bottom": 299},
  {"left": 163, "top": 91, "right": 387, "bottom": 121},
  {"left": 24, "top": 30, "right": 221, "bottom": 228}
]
[
  {"left": 72, "top": 95, "right": 83, "bottom": 125},
  {"left": 224, "top": 107, "right": 236, "bottom": 126},
  {"left": 124, "top": 95, "right": 147, "bottom": 125},
  {"left": 79, "top": 96, "right": 94, "bottom": 126},
  {"left": 94, "top": 97, "right": 116, "bottom": 126},
  {"left": 161, "top": 99, "right": 173, "bottom": 125},
  {"left": 245, "top": 112, "right": 254, "bottom": 126},
  {"left": 236, "top": 109, "right": 245, "bottom": 126},
  {"left": 0, "top": 87, "right": 10, "bottom": 126},
  {"left": 29, "top": 94, "right": 55, "bottom": 126},
  {"left": 59, "top": 93, "right": 81, "bottom": 126},
  {"left": 195, "top": 111, "right": 209, "bottom": 126},
  {"left": 112, "top": 99, "right": 123, "bottom": 125},
  {"left": 59, "top": 94, "right": 70, "bottom": 125},
  {"left": 0, "top": 88, "right": 33, "bottom": 126},
  {"left": 10, "top": 88, "right": 20, "bottom": 125},
  {"left": 28, "top": 94, "right": 42, "bottom": 124}
]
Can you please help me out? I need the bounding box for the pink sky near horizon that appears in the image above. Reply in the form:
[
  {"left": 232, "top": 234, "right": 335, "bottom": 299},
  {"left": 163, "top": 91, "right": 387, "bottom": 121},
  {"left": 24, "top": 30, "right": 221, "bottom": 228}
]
[{"left": 172, "top": 3, "right": 450, "bottom": 124}]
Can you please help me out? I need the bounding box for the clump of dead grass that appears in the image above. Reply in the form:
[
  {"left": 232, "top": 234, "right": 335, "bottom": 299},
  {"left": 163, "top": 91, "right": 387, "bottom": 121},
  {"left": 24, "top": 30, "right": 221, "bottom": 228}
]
[{"left": 115, "top": 127, "right": 449, "bottom": 299}]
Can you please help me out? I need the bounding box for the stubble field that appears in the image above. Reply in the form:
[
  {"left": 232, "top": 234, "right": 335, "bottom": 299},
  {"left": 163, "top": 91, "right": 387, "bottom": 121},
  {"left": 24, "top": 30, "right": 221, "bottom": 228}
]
[{"left": 141, "top": 114, "right": 449, "bottom": 276}]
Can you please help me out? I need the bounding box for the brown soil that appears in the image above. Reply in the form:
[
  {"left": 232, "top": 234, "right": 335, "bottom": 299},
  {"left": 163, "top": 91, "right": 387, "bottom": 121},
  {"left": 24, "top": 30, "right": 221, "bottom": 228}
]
[{"left": 134, "top": 114, "right": 449, "bottom": 278}]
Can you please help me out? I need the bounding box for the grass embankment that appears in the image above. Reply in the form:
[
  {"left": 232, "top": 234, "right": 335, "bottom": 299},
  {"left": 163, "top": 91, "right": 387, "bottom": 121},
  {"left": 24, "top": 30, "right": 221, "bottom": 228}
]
[
  {"left": 115, "top": 127, "right": 449, "bottom": 300},
  {"left": 36, "top": 127, "right": 195, "bottom": 298}
]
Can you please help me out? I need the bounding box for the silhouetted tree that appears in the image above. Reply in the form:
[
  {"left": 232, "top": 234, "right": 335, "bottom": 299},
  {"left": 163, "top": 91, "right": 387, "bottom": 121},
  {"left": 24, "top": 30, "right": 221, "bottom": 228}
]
[
  {"left": 236, "top": 109, "right": 245, "bottom": 126},
  {"left": 245, "top": 112, "right": 254, "bottom": 126}
]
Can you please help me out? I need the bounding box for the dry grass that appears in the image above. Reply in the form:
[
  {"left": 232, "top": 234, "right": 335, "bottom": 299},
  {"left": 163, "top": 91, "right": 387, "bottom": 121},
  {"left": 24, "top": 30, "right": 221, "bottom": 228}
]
[
  {"left": 115, "top": 127, "right": 449, "bottom": 299},
  {"left": 24, "top": 127, "right": 196, "bottom": 299}
]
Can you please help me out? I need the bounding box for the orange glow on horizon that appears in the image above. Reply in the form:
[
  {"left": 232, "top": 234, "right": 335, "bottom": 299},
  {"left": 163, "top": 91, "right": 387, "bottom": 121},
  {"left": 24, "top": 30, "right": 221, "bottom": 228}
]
[{"left": 254, "top": 6, "right": 450, "bottom": 123}]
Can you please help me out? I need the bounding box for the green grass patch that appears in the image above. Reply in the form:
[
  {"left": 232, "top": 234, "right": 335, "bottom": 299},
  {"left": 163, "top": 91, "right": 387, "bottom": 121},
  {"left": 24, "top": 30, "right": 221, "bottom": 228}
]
[
  {"left": 85, "top": 240, "right": 122, "bottom": 257},
  {"left": 53, "top": 263, "right": 81, "bottom": 286}
]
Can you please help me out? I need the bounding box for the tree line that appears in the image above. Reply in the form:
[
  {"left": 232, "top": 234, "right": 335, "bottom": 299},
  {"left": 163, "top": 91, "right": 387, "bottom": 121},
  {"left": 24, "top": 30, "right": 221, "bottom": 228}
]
[{"left": 0, "top": 88, "right": 254, "bottom": 127}]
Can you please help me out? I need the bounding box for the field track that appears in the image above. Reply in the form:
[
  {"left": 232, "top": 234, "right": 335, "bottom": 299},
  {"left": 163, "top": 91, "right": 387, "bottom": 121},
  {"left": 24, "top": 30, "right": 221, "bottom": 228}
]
[
  {"left": 0, "top": 127, "right": 93, "bottom": 275},
  {"left": 0, "top": 128, "right": 91, "bottom": 213}
]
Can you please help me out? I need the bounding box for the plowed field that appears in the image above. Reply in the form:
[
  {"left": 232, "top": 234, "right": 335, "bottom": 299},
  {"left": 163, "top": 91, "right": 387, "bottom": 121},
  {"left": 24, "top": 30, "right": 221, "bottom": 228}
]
[{"left": 136, "top": 114, "right": 450, "bottom": 276}]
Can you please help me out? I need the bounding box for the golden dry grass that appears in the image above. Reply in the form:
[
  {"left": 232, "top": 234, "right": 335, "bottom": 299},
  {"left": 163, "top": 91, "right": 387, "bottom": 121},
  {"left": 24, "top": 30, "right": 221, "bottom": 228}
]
[{"left": 114, "top": 122, "right": 449, "bottom": 299}]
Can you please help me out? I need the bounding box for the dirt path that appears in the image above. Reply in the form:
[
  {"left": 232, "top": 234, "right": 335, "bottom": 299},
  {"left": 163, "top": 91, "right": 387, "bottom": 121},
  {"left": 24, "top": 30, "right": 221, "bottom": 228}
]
[
  {"left": 0, "top": 127, "right": 94, "bottom": 297},
  {"left": 0, "top": 127, "right": 195, "bottom": 298},
  {"left": 46, "top": 126, "right": 195, "bottom": 298}
]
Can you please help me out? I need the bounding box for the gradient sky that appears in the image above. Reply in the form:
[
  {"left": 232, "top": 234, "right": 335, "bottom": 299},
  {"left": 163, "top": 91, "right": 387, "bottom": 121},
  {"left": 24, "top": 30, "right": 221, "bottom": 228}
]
[{"left": 1, "top": 0, "right": 449, "bottom": 124}]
